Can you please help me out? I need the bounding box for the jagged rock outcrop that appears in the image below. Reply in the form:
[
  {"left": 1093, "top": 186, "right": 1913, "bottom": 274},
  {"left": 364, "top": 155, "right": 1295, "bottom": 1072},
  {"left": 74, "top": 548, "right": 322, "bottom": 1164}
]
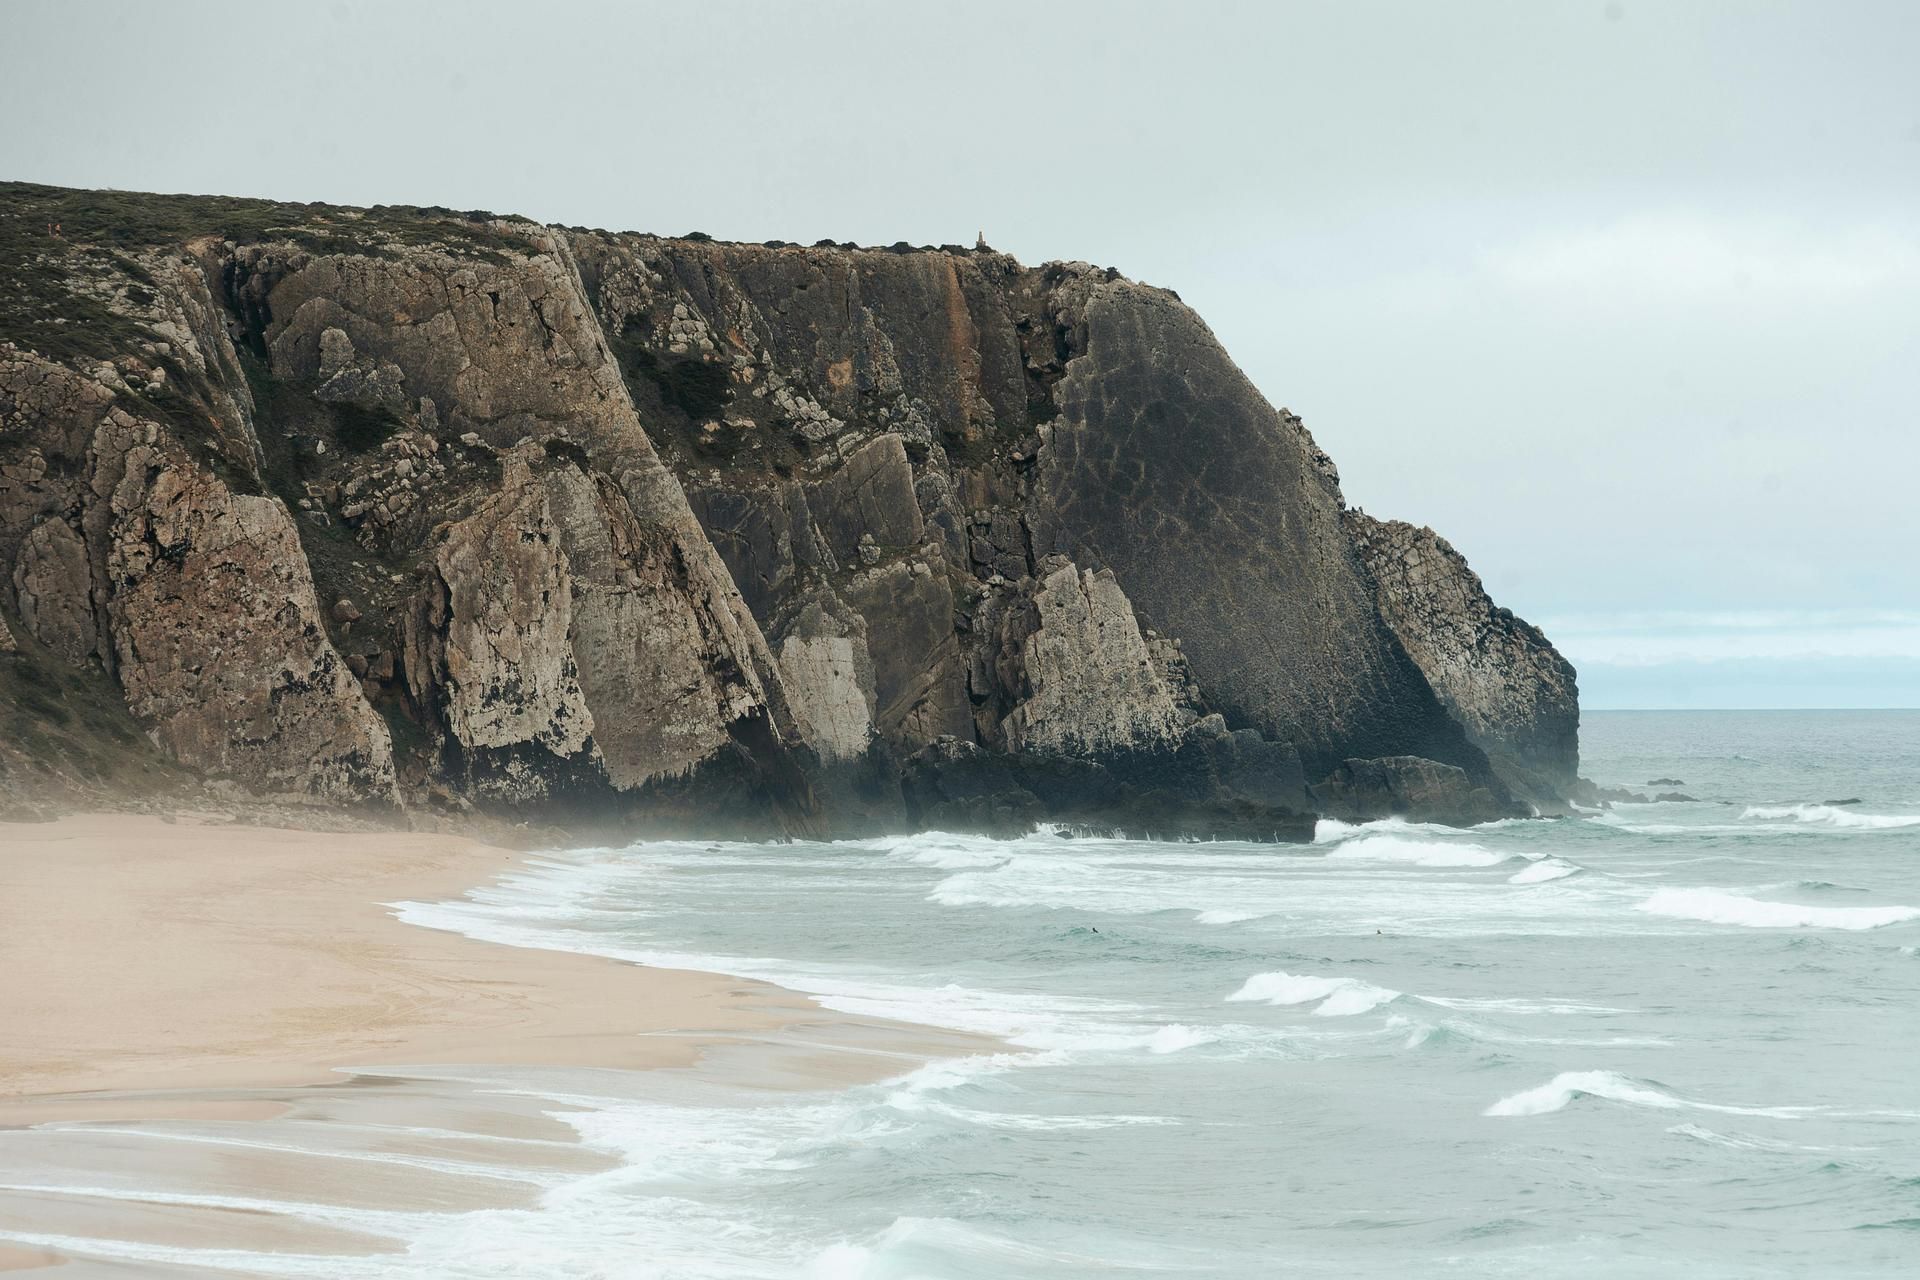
[
  {"left": 1346, "top": 512, "right": 1579, "bottom": 808},
  {"left": 1027, "top": 273, "right": 1486, "bottom": 782},
  {"left": 413, "top": 444, "right": 594, "bottom": 765},
  {"left": 1311, "top": 755, "right": 1513, "bottom": 828},
  {"left": 0, "top": 182, "right": 1579, "bottom": 837},
  {"left": 1000, "top": 562, "right": 1184, "bottom": 755},
  {"left": 90, "top": 407, "right": 399, "bottom": 805}
]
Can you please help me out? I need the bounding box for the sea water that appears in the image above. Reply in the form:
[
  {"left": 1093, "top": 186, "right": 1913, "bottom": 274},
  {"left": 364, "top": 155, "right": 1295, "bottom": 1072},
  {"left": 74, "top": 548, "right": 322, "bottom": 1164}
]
[{"left": 6, "top": 710, "right": 1919, "bottom": 1276}]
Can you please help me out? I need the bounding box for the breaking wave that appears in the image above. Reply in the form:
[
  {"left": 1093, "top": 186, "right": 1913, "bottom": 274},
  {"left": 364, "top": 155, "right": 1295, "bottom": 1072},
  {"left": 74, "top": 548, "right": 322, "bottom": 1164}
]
[
  {"left": 1742, "top": 804, "right": 1920, "bottom": 830},
  {"left": 1322, "top": 835, "right": 1510, "bottom": 868},
  {"left": 1509, "top": 857, "right": 1580, "bottom": 884},
  {"left": 1637, "top": 887, "right": 1920, "bottom": 930},
  {"left": 1226, "top": 971, "right": 1402, "bottom": 1017},
  {"left": 1485, "top": 1070, "right": 1815, "bottom": 1118}
]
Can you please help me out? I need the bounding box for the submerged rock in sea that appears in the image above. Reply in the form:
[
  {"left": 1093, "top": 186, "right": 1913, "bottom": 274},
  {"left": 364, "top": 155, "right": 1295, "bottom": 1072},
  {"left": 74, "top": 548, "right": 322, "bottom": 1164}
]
[{"left": 0, "top": 181, "right": 1580, "bottom": 837}]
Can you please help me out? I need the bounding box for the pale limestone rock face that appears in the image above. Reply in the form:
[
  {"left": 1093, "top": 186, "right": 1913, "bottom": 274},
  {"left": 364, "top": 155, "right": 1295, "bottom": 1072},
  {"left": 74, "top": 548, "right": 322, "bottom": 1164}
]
[
  {"left": 249, "top": 237, "right": 802, "bottom": 793},
  {"left": 314, "top": 324, "right": 407, "bottom": 412},
  {"left": 1002, "top": 564, "right": 1184, "bottom": 755},
  {"left": 12, "top": 517, "right": 97, "bottom": 665},
  {"left": 779, "top": 634, "right": 875, "bottom": 762},
  {"left": 0, "top": 356, "right": 116, "bottom": 573},
  {"left": 540, "top": 458, "right": 769, "bottom": 787},
  {"left": 250, "top": 243, "right": 638, "bottom": 452},
  {"left": 405, "top": 443, "right": 779, "bottom": 792},
  {"left": 427, "top": 448, "right": 591, "bottom": 757},
  {"left": 89, "top": 415, "right": 397, "bottom": 804},
  {"left": 774, "top": 596, "right": 878, "bottom": 763}
]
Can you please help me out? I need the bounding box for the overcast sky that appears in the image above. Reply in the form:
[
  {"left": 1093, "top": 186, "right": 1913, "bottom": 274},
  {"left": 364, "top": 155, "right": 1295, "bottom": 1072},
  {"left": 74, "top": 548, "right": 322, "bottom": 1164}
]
[{"left": 5, "top": 0, "right": 1916, "bottom": 707}]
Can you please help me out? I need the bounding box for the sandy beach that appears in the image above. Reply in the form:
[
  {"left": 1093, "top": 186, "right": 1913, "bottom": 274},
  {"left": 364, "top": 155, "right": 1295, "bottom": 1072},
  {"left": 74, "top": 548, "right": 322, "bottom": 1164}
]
[{"left": 0, "top": 814, "right": 977, "bottom": 1272}]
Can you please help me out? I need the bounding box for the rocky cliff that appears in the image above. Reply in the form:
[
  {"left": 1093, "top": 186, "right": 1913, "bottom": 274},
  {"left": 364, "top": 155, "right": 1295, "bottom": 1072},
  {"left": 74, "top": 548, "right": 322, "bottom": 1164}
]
[
  {"left": 1345, "top": 512, "right": 1580, "bottom": 809},
  {"left": 0, "top": 182, "right": 1578, "bottom": 836}
]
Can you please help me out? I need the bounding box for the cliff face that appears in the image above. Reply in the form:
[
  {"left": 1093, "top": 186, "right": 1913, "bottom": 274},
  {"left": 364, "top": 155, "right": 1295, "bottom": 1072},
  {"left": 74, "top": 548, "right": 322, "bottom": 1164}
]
[
  {"left": 0, "top": 183, "right": 1577, "bottom": 836},
  {"left": 1345, "top": 512, "right": 1580, "bottom": 809}
]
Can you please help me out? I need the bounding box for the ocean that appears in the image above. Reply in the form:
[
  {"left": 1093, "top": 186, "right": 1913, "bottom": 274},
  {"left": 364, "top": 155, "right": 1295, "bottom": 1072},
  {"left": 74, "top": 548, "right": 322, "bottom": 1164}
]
[{"left": 7, "top": 710, "right": 1920, "bottom": 1277}]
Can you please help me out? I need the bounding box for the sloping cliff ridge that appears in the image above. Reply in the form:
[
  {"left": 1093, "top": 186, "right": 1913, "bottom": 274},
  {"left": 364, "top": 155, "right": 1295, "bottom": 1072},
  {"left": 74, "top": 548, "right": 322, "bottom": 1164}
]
[{"left": 0, "top": 183, "right": 1579, "bottom": 837}]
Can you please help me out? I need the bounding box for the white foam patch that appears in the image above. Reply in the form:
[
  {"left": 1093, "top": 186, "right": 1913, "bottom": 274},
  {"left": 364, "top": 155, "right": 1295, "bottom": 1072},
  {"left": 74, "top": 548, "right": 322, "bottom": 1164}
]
[
  {"left": 1509, "top": 858, "right": 1580, "bottom": 884},
  {"left": 1312, "top": 816, "right": 1454, "bottom": 844},
  {"left": 1323, "top": 834, "right": 1509, "bottom": 868},
  {"left": 1226, "top": 971, "right": 1401, "bottom": 1017},
  {"left": 807, "top": 1215, "right": 1159, "bottom": 1278},
  {"left": 876, "top": 831, "right": 1015, "bottom": 868},
  {"left": 1146, "top": 1024, "right": 1215, "bottom": 1054},
  {"left": 1741, "top": 803, "right": 1920, "bottom": 830},
  {"left": 1637, "top": 887, "right": 1920, "bottom": 930},
  {"left": 1484, "top": 1071, "right": 1816, "bottom": 1119},
  {"left": 1386, "top": 1014, "right": 1669, "bottom": 1050},
  {"left": 1194, "top": 908, "right": 1267, "bottom": 924},
  {"left": 879, "top": 1055, "right": 1176, "bottom": 1130}
]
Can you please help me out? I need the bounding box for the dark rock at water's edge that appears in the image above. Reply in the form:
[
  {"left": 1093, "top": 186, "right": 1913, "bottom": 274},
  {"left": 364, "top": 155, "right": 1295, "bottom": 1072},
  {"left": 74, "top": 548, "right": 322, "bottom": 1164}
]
[
  {"left": 0, "top": 182, "right": 1580, "bottom": 839},
  {"left": 1651, "top": 792, "right": 1698, "bottom": 803},
  {"left": 1345, "top": 513, "right": 1578, "bottom": 811},
  {"left": 1647, "top": 777, "right": 1685, "bottom": 787},
  {"left": 901, "top": 729, "right": 1316, "bottom": 843},
  {"left": 1311, "top": 756, "right": 1516, "bottom": 828},
  {"left": 1569, "top": 779, "right": 1650, "bottom": 808}
]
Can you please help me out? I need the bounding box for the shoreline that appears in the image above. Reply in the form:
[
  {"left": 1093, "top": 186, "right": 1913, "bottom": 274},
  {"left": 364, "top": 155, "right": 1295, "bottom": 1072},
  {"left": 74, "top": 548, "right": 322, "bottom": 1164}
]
[{"left": 0, "top": 812, "right": 984, "bottom": 1271}]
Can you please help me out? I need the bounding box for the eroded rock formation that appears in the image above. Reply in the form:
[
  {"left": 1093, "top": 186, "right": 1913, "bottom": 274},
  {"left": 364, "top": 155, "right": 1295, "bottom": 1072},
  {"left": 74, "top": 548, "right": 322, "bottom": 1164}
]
[
  {"left": 0, "top": 182, "right": 1579, "bottom": 836},
  {"left": 1347, "top": 512, "right": 1579, "bottom": 809}
]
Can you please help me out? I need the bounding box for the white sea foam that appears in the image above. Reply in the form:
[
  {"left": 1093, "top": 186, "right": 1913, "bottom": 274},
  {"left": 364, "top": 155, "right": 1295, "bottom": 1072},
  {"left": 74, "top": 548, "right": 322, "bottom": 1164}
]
[
  {"left": 808, "top": 1215, "right": 1158, "bottom": 1278},
  {"left": 1509, "top": 857, "right": 1580, "bottom": 884},
  {"left": 1312, "top": 816, "right": 1453, "bottom": 844},
  {"left": 1741, "top": 803, "right": 1920, "bottom": 830},
  {"left": 901, "top": 845, "right": 1010, "bottom": 869},
  {"left": 1637, "top": 887, "right": 1920, "bottom": 930},
  {"left": 400, "top": 890, "right": 1175, "bottom": 1053},
  {"left": 1484, "top": 1071, "right": 1814, "bottom": 1119},
  {"left": 881, "top": 1056, "right": 1174, "bottom": 1131},
  {"left": 1226, "top": 971, "right": 1401, "bottom": 1016},
  {"left": 1146, "top": 1024, "right": 1216, "bottom": 1054},
  {"left": 1387, "top": 1015, "right": 1668, "bottom": 1050},
  {"left": 1194, "top": 908, "right": 1267, "bottom": 924},
  {"left": 1323, "top": 834, "right": 1509, "bottom": 868},
  {"left": 1424, "top": 995, "right": 1637, "bottom": 1015},
  {"left": 877, "top": 830, "right": 1016, "bottom": 868}
]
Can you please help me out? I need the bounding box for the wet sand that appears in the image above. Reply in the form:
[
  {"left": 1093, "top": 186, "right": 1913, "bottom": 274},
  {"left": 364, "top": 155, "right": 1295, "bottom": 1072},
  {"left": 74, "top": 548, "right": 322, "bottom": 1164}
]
[{"left": 0, "top": 814, "right": 980, "bottom": 1272}]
